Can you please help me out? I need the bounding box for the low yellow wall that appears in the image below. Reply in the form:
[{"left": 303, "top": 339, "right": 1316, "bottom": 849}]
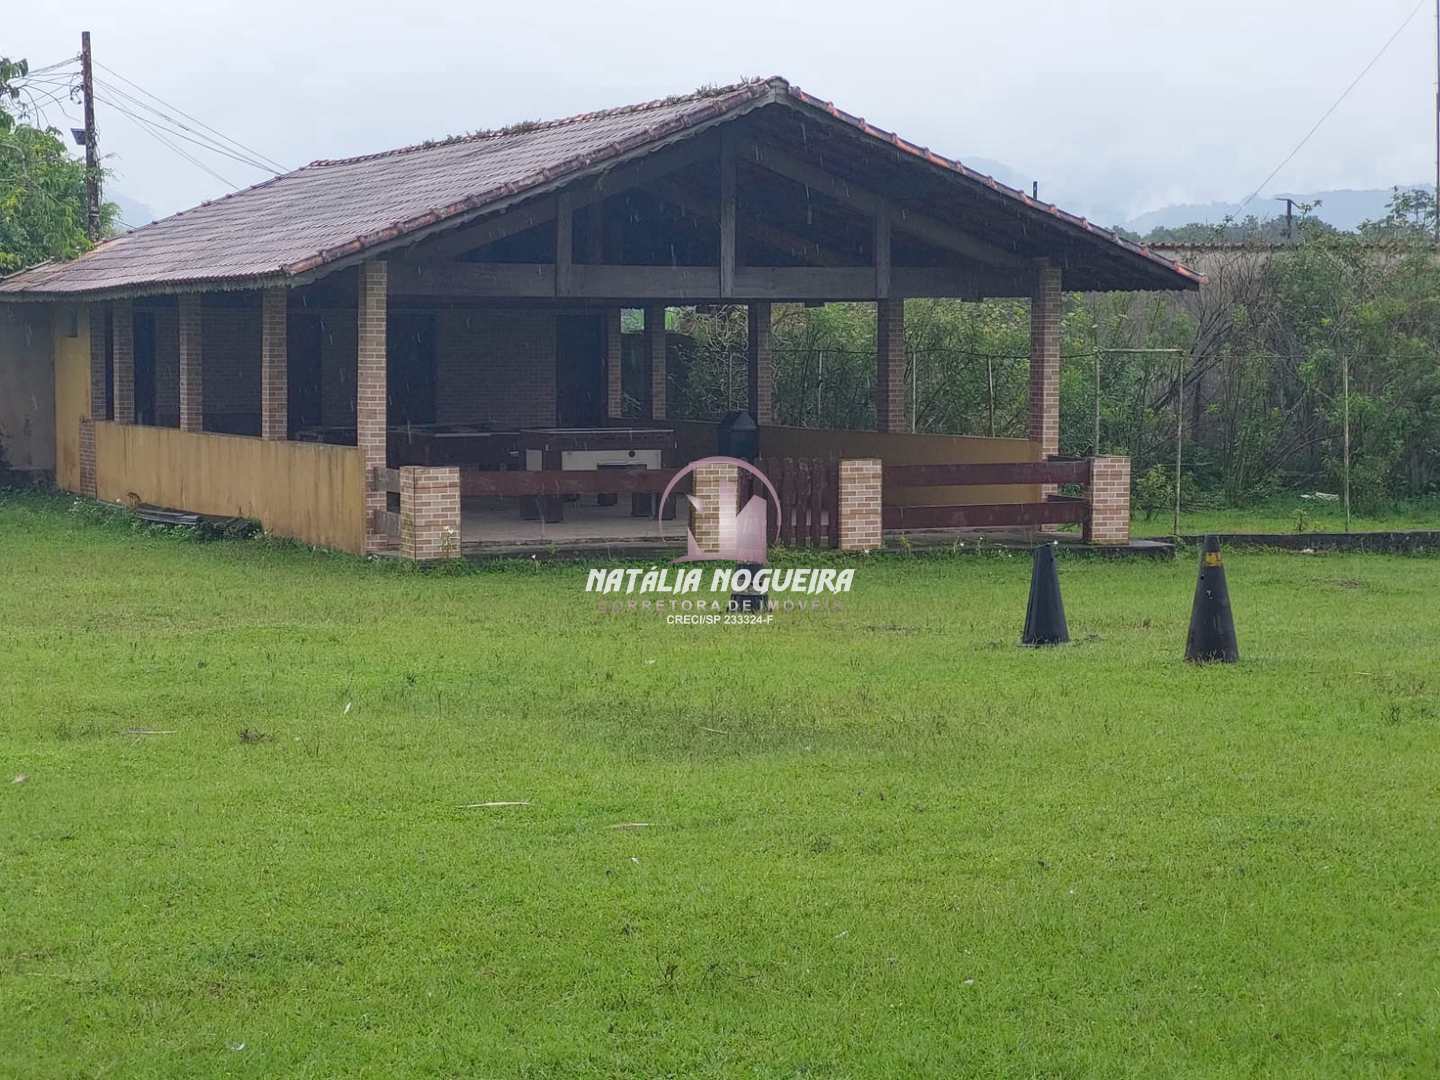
[
  {"left": 672, "top": 421, "right": 1041, "bottom": 506},
  {"left": 94, "top": 422, "right": 365, "bottom": 554}
]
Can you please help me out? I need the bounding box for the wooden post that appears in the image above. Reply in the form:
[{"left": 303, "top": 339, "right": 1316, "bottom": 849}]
[
  {"left": 719, "top": 132, "right": 736, "bottom": 299},
  {"left": 555, "top": 192, "right": 574, "bottom": 297},
  {"left": 874, "top": 201, "right": 891, "bottom": 299},
  {"left": 80, "top": 32, "right": 101, "bottom": 242}
]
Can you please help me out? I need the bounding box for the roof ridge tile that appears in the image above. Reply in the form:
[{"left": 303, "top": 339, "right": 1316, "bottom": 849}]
[{"left": 306, "top": 76, "right": 783, "bottom": 168}]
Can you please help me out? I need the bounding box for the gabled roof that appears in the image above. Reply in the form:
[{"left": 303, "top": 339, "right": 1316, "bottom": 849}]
[{"left": 0, "top": 77, "right": 1202, "bottom": 298}]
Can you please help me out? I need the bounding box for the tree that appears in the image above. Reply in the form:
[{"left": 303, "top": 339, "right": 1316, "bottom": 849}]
[{"left": 0, "top": 55, "right": 112, "bottom": 274}]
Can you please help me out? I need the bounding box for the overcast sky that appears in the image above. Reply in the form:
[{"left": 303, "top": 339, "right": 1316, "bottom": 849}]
[{"left": 10, "top": 0, "right": 1437, "bottom": 226}]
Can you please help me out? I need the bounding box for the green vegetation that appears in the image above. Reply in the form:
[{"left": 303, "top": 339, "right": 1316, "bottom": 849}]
[
  {"left": 1128, "top": 495, "right": 1440, "bottom": 538},
  {"left": 0, "top": 56, "right": 114, "bottom": 274},
  {"left": 3, "top": 490, "right": 1439, "bottom": 1077},
  {"left": 659, "top": 190, "right": 1440, "bottom": 514}
]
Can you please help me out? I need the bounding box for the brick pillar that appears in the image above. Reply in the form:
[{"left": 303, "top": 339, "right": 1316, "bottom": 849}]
[
  {"left": 838, "top": 458, "right": 882, "bottom": 551},
  {"left": 747, "top": 301, "right": 773, "bottom": 424},
  {"left": 358, "top": 260, "right": 389, "bottom": 553},
  {"left": 645, "top": 303, "right": 667, "bottom": 420},
  {"left": 78, "top": 418, "right": 96, "bottom": 497},
  {"left": 400, "top": 466, "right": 461, "bottom": 560},
  {"left": 690, "top": 460, "right": 738, "bottom": 555},
  {"left": 1083, "top": 455, "right": 1131, "bottom": 545},
  {"left": 87, "top": 303, "right": 108, "bottom": 420},
  {"left": 111, "top": 300, "right": 135, "bottom": 424},
  {"left": 260, "top": 286, "right": 288, "bottom": 440},
  {"left": 604, "top": 307, "right": 623, "bottom": 419},
  {"left": 178, "top": 294, "right": 203, "bottom": 433},
  {"left": 875, "top": 299, "right": 905, "bottom": 432},
  {"left": 1029, "top": 261, "right": 1062, "bottom": 459}
]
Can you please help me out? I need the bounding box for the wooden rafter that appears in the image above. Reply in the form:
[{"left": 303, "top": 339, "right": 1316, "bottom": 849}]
[
  {"left": 735, "top": 136, "right": 1031, "bottom": 272},
  {"left": 646, "top": 177, "right": 853, "bottom": 267}
]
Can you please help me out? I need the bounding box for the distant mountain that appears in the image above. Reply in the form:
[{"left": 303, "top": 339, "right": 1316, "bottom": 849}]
[
  {"left": 1125, "top": 186, "right": 1433, "bottom": 235},
  {"left": 110, "top": 193, "right": 157, "bottom": 230}
]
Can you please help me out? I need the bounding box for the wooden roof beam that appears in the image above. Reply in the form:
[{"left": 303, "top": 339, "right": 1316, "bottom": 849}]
[
  {"left": 734, "top": 136, "right": 1032, "bottom": 273},
  {"left": 647, "top": 178, "right": 855, "bottom": 268}
]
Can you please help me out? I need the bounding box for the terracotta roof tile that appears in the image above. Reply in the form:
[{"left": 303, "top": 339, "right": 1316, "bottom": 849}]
[{"left": 0, "top": 76, "right": 1204, "bottom": 296}]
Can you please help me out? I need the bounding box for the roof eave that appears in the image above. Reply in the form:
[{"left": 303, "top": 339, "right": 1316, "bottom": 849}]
[{"left": 776, "top": 84, "right": 1205, "bottom": 292}]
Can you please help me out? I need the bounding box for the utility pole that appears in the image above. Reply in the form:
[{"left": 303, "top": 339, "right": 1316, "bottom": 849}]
[
  {"left": 80, "top": 31, "right": 101, "bottom": 242},
  {"left": 1276, "top": 197, "right": 1296, "bottom": 241},
  {"left": 1434, "top": 0, "right": 1439, "bottom": 244}
]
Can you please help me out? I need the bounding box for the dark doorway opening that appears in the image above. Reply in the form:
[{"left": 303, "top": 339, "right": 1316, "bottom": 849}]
[
  {"left": 387, "top": 313, "right": 437, "bottom": 427},
  {"left": 288, "top": 313, "right": 324, "bottom": 434},
  {"left": 556, "top": 314, "right": 604, "bottom": 427},
  {"left": 133, "top": 311, "right": 157, "bottom": 426},
  {"left": 103, "top": 308, "right": 114, "bottom": 421}
]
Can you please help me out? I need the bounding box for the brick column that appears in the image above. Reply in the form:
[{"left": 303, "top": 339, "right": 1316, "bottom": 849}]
[
  {"left": 1083, "top": 455, "right": 1131, "bottom": 545},
  {"left": 645, "top": 303, "right": 667, "bottom": 420},
  {"left": 875, "top": 299, "right": 905, "bottom": 432},
  {"left": 747, "top": 301, "right": 773, "bottom": 424},
  {"left": 1029, "top": 261, "right": 1062, "bottom": 459},
  {"left": 178, "top": 294, "right": 203, "bottom": 432},
  {"left": 87, "top": 303, "right": 108, "bottom": 420},
  {"left": 358, "top": 260, "right": 389, "bottom": 553},
  {"left": 690, "top": 460, "right": 738, "bottom": 555},
  {"left": 604, "top": 307, "right": 623, "bottom": 419},
  {"left": 400, "top": 466, "right": 461, "bottom": 560},
  {"left": 838, "top": 458, "right": 882, "bottom": 551},
  {"left": 260, "top": 286, "right": 288, "bottom": 440},
  {"left": 111, "top": 300, "right": 135, "bottom": 424}
]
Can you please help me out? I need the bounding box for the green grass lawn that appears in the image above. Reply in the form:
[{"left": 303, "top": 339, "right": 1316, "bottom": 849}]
[
  {"left": 3, "top": 491, "right": 1439, "bottom": 1078},
  {"left": 1129, "top": 496, "right": 1440, "bottom": 538}
]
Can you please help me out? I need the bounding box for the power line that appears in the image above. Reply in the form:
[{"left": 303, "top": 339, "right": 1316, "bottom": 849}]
[
  {"left": 103, "top": 101, "right": 239, "bottom": 189},
  {"left": 1240, "top": 0, "right": 1428, "bottom": 209},
  {"left": 93, "top": 87, "right": 279, "bottom": 174},
  {"left": 93, "top": 59, "right": 288, "bottom": 173},
  {"left": 92, "top": 78, "right": 280, "bottom": 173},
  {"left": 21, "top": 55, "right": 80, "bottom": 76}
]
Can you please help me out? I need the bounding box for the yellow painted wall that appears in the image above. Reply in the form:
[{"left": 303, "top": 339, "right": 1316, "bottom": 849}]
[
  {"left": 53, "top": 303, "right": 90, "bottom": 492},
  {"left": 671, "top": 421, "right": 1042, "bottom": 505},
  {"left": 94, "top": 422, "right": 366, "bottom": 554}
]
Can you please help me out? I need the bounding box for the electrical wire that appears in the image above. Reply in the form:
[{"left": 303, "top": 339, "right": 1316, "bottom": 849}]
[
  {"left": 93, "top": 79, "right": 279, "bottom": 174},
  {"left": 94, "top": 59, "right": 288, "bottom": 173},
  {"left": 19, "top": 55, "right": 79, "bottom": 77},
  {"left": 1239, "top": 0, "right": 1427, "bottom": 209},
  {"left": 102, "top": 101, "right": 238, "bottom": 189},
  {"left": 93, "top": 89, "right": 278, "bottom": 175}
]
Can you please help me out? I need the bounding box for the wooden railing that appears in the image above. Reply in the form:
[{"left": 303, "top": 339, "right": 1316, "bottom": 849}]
[
  {"left": 458, "top": 468, "right": 682, "bottom": 498},
  {"left": 751, "top": 456, "right": 838, "bottom": 547},
  {"left": 880, "top": 458, "right": 1090, "bottom": 531}
]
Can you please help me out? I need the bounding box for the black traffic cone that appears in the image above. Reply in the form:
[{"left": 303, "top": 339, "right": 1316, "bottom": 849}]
[
  {"left": 1185, "top": 534, "right": 1239, "bottom": 663},
  {"left": 1021, "top": 543, "right": 1069, "bottom": 646}
]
